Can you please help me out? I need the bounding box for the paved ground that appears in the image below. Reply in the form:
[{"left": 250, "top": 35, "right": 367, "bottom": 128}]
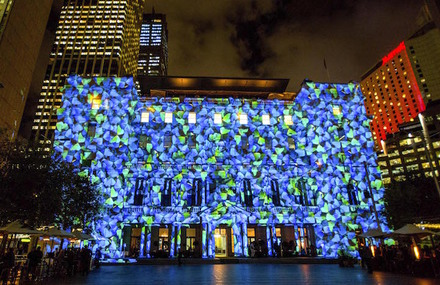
[{"left": 46, "top": 264, "right": 438, "bottom": 285}]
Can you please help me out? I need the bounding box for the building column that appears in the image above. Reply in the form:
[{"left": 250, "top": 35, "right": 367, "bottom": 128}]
[
  {"left": 266, "top": 225, "right": 273, "bottom": 257},
  {"left": 170, "top": 225, "right": 176, "bottom": 257},
  {"left": 232, "top": 223, "right": 242, "bottom": 256},
  {"left": 202, "top": 223, "right": 208, "bottom": 258},
  {"left": 139, "top": 226, "right": 146, "bottom": 257},
  {"left": 242, "top": 223, "right": 248, "bottom": 257},
  {"left": 145, "top": 225, "right": 151, "bottom": 258},
  {"left": 176, "top": 224, "right": 182, "bottom": 253}
]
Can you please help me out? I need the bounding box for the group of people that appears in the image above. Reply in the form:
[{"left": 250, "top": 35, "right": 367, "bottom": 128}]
[
  {"left": 0, "top": 245, "right": 101, "bottom": 284},
  {"left": 359, "top": 243, "right": 440, "bottom": 277},
  {"left": 248, "top": 239, "right": 317, "bottom": 258}
]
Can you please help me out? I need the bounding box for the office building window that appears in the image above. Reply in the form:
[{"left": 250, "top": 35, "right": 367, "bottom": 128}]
[
  {"left": 188, "top": 112, "right": 196, "bottom": 124},
  {"left": 262, "top": 114, "right": 270, "bottom": 125},
  {"left": 271, "top": 180, "right": 281, "bottom": 206},
  {"left": 141, "top": 110, "right": 149, "bottom": 123},
  {"left": 162, "top": 178, "right": 172, "bottom": 206}
]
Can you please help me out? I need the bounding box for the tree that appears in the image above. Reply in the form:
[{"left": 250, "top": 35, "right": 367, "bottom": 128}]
[
  {"left": 0, "top": 130, "right": 101, "bottom": 229},
  {"left": 384, "top": 176, "right": 440, "bottom": 229}
]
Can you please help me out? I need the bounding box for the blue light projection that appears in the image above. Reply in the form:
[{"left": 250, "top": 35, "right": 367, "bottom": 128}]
[{"left": 54, "top": 75, "right": 388, "bottom": 259}]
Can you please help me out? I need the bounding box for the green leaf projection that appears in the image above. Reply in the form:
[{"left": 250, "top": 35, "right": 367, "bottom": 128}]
[{"left": 54, "top": 75, "right": 388, "bottom": 259}]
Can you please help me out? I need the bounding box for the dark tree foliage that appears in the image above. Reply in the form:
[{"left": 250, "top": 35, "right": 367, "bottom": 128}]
[
  {"left": 0, "top": 130, "right": 101, "bottom": 229},
  {"left": 384, "top": 176, "right": 440, "bottom": 229}
]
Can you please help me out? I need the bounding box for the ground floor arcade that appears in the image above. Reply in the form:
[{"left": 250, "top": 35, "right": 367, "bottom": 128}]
[{"left": 122, "top": 223, "right": 316, "bottom": 259}]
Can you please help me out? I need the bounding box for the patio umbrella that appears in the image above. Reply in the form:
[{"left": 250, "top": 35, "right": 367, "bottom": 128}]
[
  {"left": 44, "top": 228, "right": 75, "bottom": 238},
  {"left": 359, "top": 228, "right": 387, "bottom": 238},
  {"left": 0, "top": 221, "right": 44, "bottom": 235},
  {"left": 72, "top": 230, "right": 95, "bottom": 240},
  {"left": 390, "top": 224, "right": 438, "bottom": 237}
]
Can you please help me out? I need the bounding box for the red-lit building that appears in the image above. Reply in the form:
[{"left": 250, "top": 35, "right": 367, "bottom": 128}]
[{"left": 360, "top": 42, "right": 426, "bottom": 148}]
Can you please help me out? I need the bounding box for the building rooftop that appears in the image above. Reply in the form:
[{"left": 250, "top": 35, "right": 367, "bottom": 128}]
[{"left": 137, "top": 76, "right": 290, "bottom": 99}]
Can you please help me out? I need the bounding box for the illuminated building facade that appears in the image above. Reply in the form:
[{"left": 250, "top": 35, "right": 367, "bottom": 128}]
[
  {"left": 137, "top": 12, "right": 168, "bottom": 77},
  {"left": 31, "top": 0, "right": 145, "bottom": 145},
  {"left": 0, "top": 0, "right": 53, "bottom": 139},
  {"left": 360, "top": 42, "right": 426, "bottom": 148},
  {"left": 54, "top": 75, "right": 387, "bottom": 259}
]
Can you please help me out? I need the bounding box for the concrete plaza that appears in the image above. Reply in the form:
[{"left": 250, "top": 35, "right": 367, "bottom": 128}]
[{"left": 47, "top": 264, "right": 438, "bottom": 285}]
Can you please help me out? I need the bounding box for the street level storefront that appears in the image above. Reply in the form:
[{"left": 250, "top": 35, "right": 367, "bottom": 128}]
[{"left": 54, "top": 76, "right": 388, "bottom": 259}]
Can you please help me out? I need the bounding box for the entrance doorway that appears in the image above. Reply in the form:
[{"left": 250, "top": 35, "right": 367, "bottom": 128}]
[{"left": 214, "top": 228, "right": 227, "bottom": 257}]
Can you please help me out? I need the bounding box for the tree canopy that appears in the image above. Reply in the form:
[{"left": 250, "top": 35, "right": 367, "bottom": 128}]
[
  {"left": 384, "top": 176, "right": 440, "bottom": 229},
  {"left": 0, "top": 131, "right": 101, "bottom": 229}
]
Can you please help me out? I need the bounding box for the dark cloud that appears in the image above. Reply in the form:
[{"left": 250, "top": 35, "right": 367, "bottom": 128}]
[{"left": 146, "top": 0, "right": 422, "bottom": 91}]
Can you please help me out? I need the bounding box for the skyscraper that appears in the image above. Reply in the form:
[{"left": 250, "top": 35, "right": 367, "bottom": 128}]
[
  {"left": 0, "top": 0, "right": 53, "bottom": 140},
  {"left": 30, "top": 0, "right": 145, "bottom": 144},
  {"left": 137, "top": 11, "right": 168, "bottom": 77}
]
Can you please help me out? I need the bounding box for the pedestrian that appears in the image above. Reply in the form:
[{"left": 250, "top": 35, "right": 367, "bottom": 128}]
[
  {"left": 1, "top": 248, "right": 15, "bottom": 285},
  {"left": 80, "top": 246, "right": 92, "bottom": 276},
  {"left": 94, "top": 248, "right": 102, "bottom": 269},
  {"left": 27, "top": 246, "right": 43, "bottom": 281}
]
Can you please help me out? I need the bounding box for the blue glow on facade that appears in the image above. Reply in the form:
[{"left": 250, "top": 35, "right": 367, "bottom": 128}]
[{"left": 54, "top": 75, "right": 388, "bottom": 259}]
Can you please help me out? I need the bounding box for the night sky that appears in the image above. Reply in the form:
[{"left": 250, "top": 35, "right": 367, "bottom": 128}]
[{"left": 145, "top": 0, "right": 423, "bottom": 91}]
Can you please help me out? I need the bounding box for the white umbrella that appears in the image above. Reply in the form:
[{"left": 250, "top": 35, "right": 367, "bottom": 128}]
[
  {"left": 359, "top": 228, "right": 387, "bottom": 238},
  {"left": 0, "top": 221, "right": 43, "bottom": 235}
]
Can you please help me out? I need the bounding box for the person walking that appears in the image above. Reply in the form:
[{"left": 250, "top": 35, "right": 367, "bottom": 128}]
[
  {"left": 1, "top": 248, "right": 15, "bottom": 285},
  {"left": 80, "top": 246, "right": 92, "bottom": 276}
]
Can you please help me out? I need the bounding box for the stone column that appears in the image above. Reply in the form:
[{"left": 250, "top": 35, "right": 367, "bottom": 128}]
[
  {"left": 139, "top": 226, "right": 146, "bottom": 257},
  {"left": 242, "top": 222, "right": 248, "bottom": 257}
]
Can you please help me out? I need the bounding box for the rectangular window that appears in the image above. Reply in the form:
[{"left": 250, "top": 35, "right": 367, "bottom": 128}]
[
  {"left": 332, "top": 105, "right": 342, "bottom": 116},
  {"left": 239, "top": 113, "right": 248, "bottom": 125},
  {"left": 262, "top": 114, "right": 270, "bottom": 125},
  {"left": 158, "top": 228, "right": 169, "bottom": 251},
  {"left": 243, "top": 179, "right": 253, "bottom": 207},
  {"left": 206, "top": 179, "right": 216, "bottom": 204},
  {"left": 296, "top": 179, "right": 308, "bottom": 206},
  {"left": 91, "top": 95, "right": 102, "bottom": 110},
  {"left": 133, "top": 178, "right": 149, "bottom": 206},
  {"left": 165, "top": 112, "right": 173, "bottom": 123},
  {"left": 347, "top": 183, "right": 358, "bottom": 205},
  {"left": 242, "top": 136, "right": 249, "bottom": 150},
  {"left": 186, "top": 228, "right": 196, "bottom": 251},
  {"left": 87, "top": 123, "right": 96, "bottom": 137},
  {"left": 266, "top": 138, "right": 272, "bottom": 149},
  {"left": 271, "top": 180, "right": 281, "bottom": 206},
  {"left": 188, "top": 179, "right": 202, "bottom": 206},
  {"left": 139, "top": 135, "right": 149, "bottom": 149},
  {"left": 164, "top": 132, "right": 172, "bottom": 148},
  {"left": 214, "top": 113, "right": 222, "bottom": 125},
  {"left": 288, "top": 138, "right": 295, "bottom": 150},
  {"left": 284, "top": 115, "right": 293, "bottom": 125},
  {"left": 161, "top": 179, "right": 172, "bottom": 206},
  {"left": 141, "top": 110, "right": 149, "bottom": 123},
  {"left": 188, "top": 133, "right": 196, "bottom": 149},
  {"left": 188, "top": 112, "right": 196, "bottom": 124}
]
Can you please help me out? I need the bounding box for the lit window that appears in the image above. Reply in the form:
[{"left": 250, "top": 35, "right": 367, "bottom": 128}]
[
  {"left": 214, "top": 113, "right": 222, "bottom": 125},
  {"left": 188, "top": 112, "right": 196, "bottom": 124},
  {"left": 165, "top": 112, "right": 173, "bottom": 123},
  {"left": 262, "top": 114, "right": 270, "bottom": 125},
  {"left": 141, "top": 110, "right": 149, "bottom": 123},
  {"left": 284, "top": 115, "right": 293, "bottom": 125},
  {"left": 91, "top": 96, "right": 101, "bottom": 110},
  {"left": 239, "top": 113, "right": 248, "bottom": 125},
  {"left": 288, "top": 138, "right": 295, "bottom": 149},
  {"left": 332, "top": 106, "right": 342, "bottom": 116}
]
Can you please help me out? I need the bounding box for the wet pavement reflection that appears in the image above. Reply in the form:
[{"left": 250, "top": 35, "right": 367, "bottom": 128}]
[{"left": 47, "top": 264, "right": 439, "bottom": 285}]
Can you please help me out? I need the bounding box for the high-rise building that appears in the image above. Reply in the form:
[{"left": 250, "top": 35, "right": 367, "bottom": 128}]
[
  {"left": 0, "top": 0, "right": 53, "bottom": 140},
  {"left": 30, "top": 0, "right": 145, "bottom": 145},
  {"left": 360, "top": 42, "right": 426, "bottom": 147},
  {"left": 137, "top": 11, "right": 168, "bottom": 77}
]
